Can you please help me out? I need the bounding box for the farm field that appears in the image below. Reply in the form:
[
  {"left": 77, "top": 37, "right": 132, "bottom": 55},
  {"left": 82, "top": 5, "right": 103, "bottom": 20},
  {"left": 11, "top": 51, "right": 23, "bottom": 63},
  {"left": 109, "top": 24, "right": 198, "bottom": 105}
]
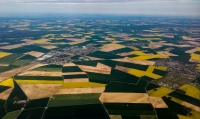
[{"left": 0, "top": 15, "right": 199, "bottom": 119}]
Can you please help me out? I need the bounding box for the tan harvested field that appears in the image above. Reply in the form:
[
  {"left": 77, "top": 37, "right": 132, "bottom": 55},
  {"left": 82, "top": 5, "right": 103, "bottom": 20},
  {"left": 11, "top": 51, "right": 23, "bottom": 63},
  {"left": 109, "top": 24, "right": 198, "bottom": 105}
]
[
  {"left": 64, "top": 78, "right": 89, "bottom": 82},
  {"left": 0, "top": 88, "right": 13, "bottom": 100},
  {"left": 63, "top": 63, "right": 76, "bottom": 66},
  {"left": 109, "top": 115, "right": 122, "bottom": 119},
  {"left": 182, "top": 36, "right": 196, "bottom": 41},
  {"left": 0, "top": 63, "right": 38, "bottom": 77},
  {"left": 164, "top": 47, "right": 174, "bottom": 51},
  {"left": 18, "top": 71, "right": 62, "bottom": 76},
  {"left": 55, "top": 87, "right": 105, "bottom": 94},
  {"left": 113, "top": 58, "right": 155, "bottom": 65},
  {"left": 21, "top": 39, "right": 33, "bottom": 42},
  {"left": 157, "top": 51, "right": 178, "bottom": 56},
  {"left": 0, "top": 43, "right": 29, "bottom": 50},
  {"left": 0, "top": 64, "right": 9, "bottom": 66},
  {"left": 182, "top": 102, "right": 200, "bottom": 112},
  {"left": 163, "top": 43, "right": 176, "bottom": 46},
  {"left": 148, "top": 96, "right": 168, "bottom": 108},
  {"left": 187, "top": 41, "right": 200, "bottom": 46},
  {"left": 86, "top": 56, "right": 104, "bottom": 60},
  {"left": 68, "top": 39, "right": 86, "bottom": 45},
  {"left": 67, "top": 38, "right": 85, "bottom": 41},
  {"left": 0, "top": 77, "right": 9, "bottom": 82},
  {"left": 190, "top": 59, "right": 200, "bottom": 63},
  {"left": 115, "top": 65, "right": 129, "bottom": 72},
  {"left": 117, "top": 52, "right": 132, "bottom": 56},
  {"left": 62, "top": 72, "right": 86, "bottom": 75},
  {"left": 19, "top": 84, "right": 62, "bottom": 99},
  {"left": 99, "top": 93, "right": 150, "bottom": 103},
  {"left": 42, "top": 45, "right": 57, "bottom": 49},
  {"left": 96, "top": 62, "right": 110, "bottom": 68},
  {"left": 0, "top": 42, "right": 9, "bottom": 45},
  {"left": 185, "top": 48, "right": 198, "bottom": 53},
  {"left": 100, "top": 46, "right": 125, "bottom": 52},
  {"left": 24, "top": 51, "right": 44, "bottom": 57},
  {"left": 176, "top": 44, "right": 192, "bottom": 47},
  {"left": 126, "top": 46, "right": 139, "bottom": 50},
  {"left": 78, "top": 64, "right": 111, "bottom": 74},
  {"left": 148, "top": 44, "right": 163, "bottom": 49}
]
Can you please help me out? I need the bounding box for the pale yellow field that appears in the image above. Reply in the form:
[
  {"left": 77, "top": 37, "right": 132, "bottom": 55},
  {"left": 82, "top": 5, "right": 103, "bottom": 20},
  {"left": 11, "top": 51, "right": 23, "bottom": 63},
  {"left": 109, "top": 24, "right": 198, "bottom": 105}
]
[
  {"left": 0, "top": 52, "right": 11, "bottom": 58},
  {"left": 84, "top": 35, "right": 91, "bottom": 38},
  {"left": 60, "top": 34, "right": 68, "bottom": 37},
  {"left": 33, "top": 38, "right": 49, "bottom": 44},
  {"left": 45, "top": 34, "right": 55, "bottom": 37},
  {"left": 61, "top": 82, "right": 106, "bottom": 88}
]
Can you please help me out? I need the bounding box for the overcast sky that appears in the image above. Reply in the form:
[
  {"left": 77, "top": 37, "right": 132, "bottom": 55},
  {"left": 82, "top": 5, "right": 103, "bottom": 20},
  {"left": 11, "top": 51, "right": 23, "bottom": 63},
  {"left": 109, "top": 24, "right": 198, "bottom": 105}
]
[{"left": 0, "top": 0, "right": 200, "bottom": 17}]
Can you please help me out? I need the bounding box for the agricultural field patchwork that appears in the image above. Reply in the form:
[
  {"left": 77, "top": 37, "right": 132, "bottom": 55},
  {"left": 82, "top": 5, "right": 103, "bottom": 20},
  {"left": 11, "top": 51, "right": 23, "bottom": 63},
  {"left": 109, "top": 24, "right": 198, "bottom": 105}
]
[{"left": 0, "top": 15, "right": 200, "bottom": 119}]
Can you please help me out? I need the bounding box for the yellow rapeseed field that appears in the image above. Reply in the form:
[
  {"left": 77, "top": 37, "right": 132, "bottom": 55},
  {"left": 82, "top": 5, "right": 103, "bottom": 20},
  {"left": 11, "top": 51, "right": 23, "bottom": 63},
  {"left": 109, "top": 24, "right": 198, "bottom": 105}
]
[
  {"left": 0, "top": 77, "right": 14, "bottom": 87},
  {"left": 191, "top": 53, "right": 200, "bottom": 61},
  {"left": 128, "top": 68, "right": 162, "bottom": 79},
  {"left": 178, "top": 114, "right": 192, "bottom": 119},
  {"left": 61, "top": 82, "right": 106, "bottom": 88},
  {"left": 16, "top": 80, "right": 63, "bottom": 84},
  {"left": 105, "top": 37, "right": 115, "bottom": 40},
  {"left": 155, "top": 66, "right": 167, "bottom": 71},
  {"left": 0, "top": 52, "right": 11, "bottom": 58},
  {"left": 178, "top": 84, "right": 200, "bottom": 99},
  {"left": 101, "top": 43, "right": 125, "bottom": 49},
  {"left": 147, "top": 87, "right": 173, "bottom": 97}
]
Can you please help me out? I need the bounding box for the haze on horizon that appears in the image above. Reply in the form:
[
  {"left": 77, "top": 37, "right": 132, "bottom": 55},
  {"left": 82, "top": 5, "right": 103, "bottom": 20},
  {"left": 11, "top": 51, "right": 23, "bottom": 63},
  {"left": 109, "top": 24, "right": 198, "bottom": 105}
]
[{"left": 0, "top": 0, "right": 200, "bottom": 17}]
